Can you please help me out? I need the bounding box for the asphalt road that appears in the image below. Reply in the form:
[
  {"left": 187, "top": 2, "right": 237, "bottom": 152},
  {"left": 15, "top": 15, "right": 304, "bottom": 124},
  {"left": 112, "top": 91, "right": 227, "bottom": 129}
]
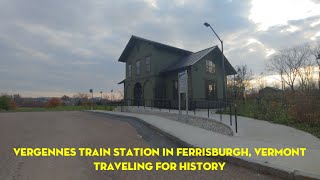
[{"left": 0, "top": 111, "right": 280, "bottom": 180}]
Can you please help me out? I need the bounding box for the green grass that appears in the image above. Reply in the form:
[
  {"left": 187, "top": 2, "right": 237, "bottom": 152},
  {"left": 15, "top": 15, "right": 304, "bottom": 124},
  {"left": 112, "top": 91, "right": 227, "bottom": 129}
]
[
  {"left": 6, "top": 105, "right": 115, "bottom": 112},
  {"left": 220, "top": 100, "right": 320, "bottom": 139}
]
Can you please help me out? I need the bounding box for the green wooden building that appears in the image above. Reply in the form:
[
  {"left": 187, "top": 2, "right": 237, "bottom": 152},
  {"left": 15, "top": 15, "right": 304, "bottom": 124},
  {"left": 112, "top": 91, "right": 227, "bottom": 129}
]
[{"left": 118, "top": 35, "right": 236, "bottom": 107}]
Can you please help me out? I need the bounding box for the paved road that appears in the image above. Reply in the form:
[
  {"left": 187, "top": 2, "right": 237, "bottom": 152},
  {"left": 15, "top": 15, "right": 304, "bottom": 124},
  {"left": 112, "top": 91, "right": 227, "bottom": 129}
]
[{"left": 0, "top": 111, "right": 279, "bottom": 180}]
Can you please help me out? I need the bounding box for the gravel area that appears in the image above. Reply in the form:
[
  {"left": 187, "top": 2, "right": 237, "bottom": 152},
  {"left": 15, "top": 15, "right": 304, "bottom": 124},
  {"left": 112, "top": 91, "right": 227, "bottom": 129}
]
[{"left": 121, "top": 108, "right": 234, "bottom": 136}]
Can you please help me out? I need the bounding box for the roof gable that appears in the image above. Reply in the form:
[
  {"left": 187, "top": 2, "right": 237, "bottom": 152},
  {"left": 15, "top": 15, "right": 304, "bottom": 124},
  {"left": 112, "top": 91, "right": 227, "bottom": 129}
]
[
  {"left": 161, "top": 46, "right": 237, "bottom": 75},
  {"left": 161, "top": 46, "right": 217, "bottom": 72},
  {"left": 118, "top": 35, "right": 192, "bottom": 62}
]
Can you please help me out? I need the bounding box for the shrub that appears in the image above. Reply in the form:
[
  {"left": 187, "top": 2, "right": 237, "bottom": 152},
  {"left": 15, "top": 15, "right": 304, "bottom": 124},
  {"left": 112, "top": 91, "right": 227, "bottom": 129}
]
[
  {"left": 46, "top": 98, "right": 62, "bottom": 108},
  {"left": 288, "top": 93, "right": 320, "bottom": 125},
  {"left": 0, "top": 95, "right": 16, "bottom": 110},
  {"left": 0, "top": 95, "right": 11, "bottom": 110}
]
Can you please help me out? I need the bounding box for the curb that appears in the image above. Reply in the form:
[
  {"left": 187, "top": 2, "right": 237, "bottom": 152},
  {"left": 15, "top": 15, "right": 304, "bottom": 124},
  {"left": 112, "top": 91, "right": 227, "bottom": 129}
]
[{"left": 87, "top": 110, "right": 320, "bottom": 180}]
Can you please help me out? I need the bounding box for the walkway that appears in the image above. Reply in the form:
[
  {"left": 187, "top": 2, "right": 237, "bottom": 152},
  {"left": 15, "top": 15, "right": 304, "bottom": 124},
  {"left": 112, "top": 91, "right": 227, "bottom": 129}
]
[{"left": 89, "top": 109, "right": 320, "bottom": 179}]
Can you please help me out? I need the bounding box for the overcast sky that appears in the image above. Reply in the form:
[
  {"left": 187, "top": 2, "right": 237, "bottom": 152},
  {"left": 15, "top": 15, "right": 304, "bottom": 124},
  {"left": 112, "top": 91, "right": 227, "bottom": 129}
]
[{"left": 1, "top": 0, "right": 320, "bottom": 97}]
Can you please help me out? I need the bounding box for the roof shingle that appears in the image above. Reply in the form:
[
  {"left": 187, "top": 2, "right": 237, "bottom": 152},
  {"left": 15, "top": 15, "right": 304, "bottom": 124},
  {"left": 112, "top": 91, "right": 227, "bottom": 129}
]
[{"left": 161, "top": 46, "right": 217, "bottom": 73}]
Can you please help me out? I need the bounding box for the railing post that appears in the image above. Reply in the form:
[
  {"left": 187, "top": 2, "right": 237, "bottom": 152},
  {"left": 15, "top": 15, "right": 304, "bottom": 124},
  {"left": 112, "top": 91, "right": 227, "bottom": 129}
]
[
  {"left": 207, "top": 101, "right": 210, "bottom": 118},
  {"left": 235, "top": 105, "right": 238, "bottom": 133},
  {"left": 193, "top": 101, "right": 196, "bottom": 115},
  {"left": 229, "top": 104, "right": 232, "bottom": 126},
  {"left": 151, "top": 99, "right": 153, "bottom": 110},
  {"left": 220, "top": 101, "right": 222, "bottom": 122}
]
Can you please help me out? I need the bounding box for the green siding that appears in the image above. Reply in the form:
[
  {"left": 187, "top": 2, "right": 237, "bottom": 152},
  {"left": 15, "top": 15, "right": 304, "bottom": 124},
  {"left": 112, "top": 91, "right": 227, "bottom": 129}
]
[
  {"left": 121, "top": 39, "right": 229, "bottom": 104},
  {"left": 191, "top": 51, "right": 224, "bottom": 100}
]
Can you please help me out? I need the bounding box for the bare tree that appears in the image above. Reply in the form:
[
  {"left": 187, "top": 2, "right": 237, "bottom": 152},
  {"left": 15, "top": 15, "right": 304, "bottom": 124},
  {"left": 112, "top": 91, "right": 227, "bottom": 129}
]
[
  {"left": 234, "top": 64, "right": 253, "bottom": 100},
  {"left": 308, "top": 41, "right": 320, "bottom": 90},
  {"left": 118, "top": 90, "right": 124, "bottom": 100},
  {"left": 257, "top": 72, "right": 267, "bottom": 90},
  {"left": 267, "top": 46, "right": 311, "bottom": 92}
]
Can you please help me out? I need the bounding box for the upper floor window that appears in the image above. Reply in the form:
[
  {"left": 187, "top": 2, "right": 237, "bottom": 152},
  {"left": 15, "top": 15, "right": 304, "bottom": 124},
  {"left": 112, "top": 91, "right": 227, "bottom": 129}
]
[
  {"left": 206, "top": 60, "right": 215, "bottom": 74},
  {"left": 128, "top": 64, "right": 132, "bottom": 77},
  {"left": 145, "top": 56, "right": 151, "bottom": 73},
  {"left": 136, "top": 60, "right": 140, "bottom": 75}
]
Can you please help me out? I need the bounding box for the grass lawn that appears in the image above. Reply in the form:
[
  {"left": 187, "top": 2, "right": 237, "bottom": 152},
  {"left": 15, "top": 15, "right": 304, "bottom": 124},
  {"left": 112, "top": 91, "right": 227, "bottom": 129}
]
[{"left": 9, "top": 105, "right": 115, "bottom": 112}]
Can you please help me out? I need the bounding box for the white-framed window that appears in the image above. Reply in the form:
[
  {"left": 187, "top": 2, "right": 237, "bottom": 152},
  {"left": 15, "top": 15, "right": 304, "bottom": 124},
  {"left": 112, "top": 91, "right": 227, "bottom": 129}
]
[
  {"left": 145, "top": 56, "right": 151, "bottom": 73},
  {"left": 128, "top": 64, "right": 132, "bottom": 77},
  {"left": 136, "top": 60, "right": 140, "bottom": 75},
  {"left": 206, "top": 60, "right": 215, "bottom": 74}
]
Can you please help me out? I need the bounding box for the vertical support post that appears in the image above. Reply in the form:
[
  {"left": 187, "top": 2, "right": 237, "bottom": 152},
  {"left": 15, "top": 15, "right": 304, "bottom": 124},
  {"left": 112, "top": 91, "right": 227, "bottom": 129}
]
[
  {"left": 235, "top": 105, "right": 238, "bottom": 133},
  {"left": 178, "top": 83, "right": 181, "bottom": 120},
  {"left": 220, "top": 102, "right": 222, "bottom": 122},
  {"left": 186, "top": 80, "right": 188, "bottom": 117},
  {"left": 230, "top": 104, "right": 232, "bottom": 126},
  {"left": 151, "top": 99, "right": 153, "bottom": 110},
  {"left": 207, "top": 101, "right": 209, "bottom": 118}
]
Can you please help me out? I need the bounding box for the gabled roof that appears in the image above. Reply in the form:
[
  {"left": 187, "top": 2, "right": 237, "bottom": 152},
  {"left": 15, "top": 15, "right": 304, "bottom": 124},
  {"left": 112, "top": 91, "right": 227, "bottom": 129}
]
[
  {"left": 118, "top": 35, "right": 237, "bottom": 75},
  {"left": 118, "top": 79, "right": 125, "bottom": 84},
  {"left": 161, "top": 46, "right": 237, "bottom": 75},
  {"left": 161, "top": 46, "right": 217, "bottom": 73},
  {"left": 118, "top": 35, "right": 192, "bottom": 62}
]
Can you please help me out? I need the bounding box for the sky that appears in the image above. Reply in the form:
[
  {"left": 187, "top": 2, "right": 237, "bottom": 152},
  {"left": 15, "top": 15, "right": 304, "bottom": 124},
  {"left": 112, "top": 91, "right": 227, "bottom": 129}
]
[{"left": 0, "top": 0, "right": 320, "bottom": 97}]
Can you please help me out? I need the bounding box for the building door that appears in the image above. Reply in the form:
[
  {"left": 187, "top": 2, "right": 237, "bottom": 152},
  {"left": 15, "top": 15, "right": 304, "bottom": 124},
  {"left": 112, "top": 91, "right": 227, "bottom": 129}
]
[
  {"left": 206, "top": 81, "right": 217, "bottom": 101},
  {"left": 134, "top": 83, "right": 142, "bottom": 105}
]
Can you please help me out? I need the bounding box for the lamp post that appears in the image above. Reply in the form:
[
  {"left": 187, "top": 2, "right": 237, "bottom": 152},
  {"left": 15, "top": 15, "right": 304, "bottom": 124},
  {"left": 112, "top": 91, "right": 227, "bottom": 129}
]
[
  {"left": 89, "top": 89, "right": 93, "bottom": 110},
  {"left": 317, "top": 54, "right": 320, "bottom": 90},
  {"left": 204, "top": 22, "right": 227, "bottom": 102}
]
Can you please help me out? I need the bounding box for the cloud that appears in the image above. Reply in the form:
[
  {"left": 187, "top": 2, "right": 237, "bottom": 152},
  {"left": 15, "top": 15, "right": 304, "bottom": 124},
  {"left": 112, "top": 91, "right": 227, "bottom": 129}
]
[{"left": 0, "top": 0, "right": 320, "bottom": 97}]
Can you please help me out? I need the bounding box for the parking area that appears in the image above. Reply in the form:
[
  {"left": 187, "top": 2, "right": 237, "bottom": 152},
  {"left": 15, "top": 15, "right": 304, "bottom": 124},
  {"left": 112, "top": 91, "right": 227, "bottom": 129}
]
[{"left": 0, "top": 111, "right": 278, "bottom": 180}]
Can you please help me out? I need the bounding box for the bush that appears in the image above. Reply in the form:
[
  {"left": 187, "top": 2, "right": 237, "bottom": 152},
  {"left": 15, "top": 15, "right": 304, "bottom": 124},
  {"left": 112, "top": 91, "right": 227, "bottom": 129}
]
[
  {"left": 0, "top": 95, "right": 16, "bottom": 110},
  {"left": 288, "top": 93, "right": 320, "bottom": 125},
  {"left": 46, "top": 98, "right": 62, "bottom": 108}
]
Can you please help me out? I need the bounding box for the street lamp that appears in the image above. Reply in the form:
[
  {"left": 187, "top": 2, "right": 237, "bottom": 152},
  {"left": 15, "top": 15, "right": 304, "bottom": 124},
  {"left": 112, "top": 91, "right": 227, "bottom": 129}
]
[
  {"left": 204, "top": 22, "right": 227, "bottom": 102},
  {"left": 317, "top": 54, "right": 320, "bottom": 90},
  {"left": 89, "top": 89, "right": 93, "bottom": 110}
]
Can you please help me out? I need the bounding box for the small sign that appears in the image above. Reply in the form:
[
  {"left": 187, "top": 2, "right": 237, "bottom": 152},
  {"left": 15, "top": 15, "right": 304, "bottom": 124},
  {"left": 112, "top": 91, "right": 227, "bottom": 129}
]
[
  {"left": 178, "top": 70, "right": 188, "bottom": 93},
  {"left": 89, "top": 89, "right": 93, "bottom": 93}
]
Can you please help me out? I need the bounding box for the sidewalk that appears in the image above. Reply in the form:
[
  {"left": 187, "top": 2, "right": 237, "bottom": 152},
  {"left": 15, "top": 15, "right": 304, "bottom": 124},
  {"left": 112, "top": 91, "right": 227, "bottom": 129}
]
[
  {"left": 89, "top": 110, "right": 320, "bottom": 179},
  {"left": 125, "top": 106, "right": 320, "bottom": 149}
]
